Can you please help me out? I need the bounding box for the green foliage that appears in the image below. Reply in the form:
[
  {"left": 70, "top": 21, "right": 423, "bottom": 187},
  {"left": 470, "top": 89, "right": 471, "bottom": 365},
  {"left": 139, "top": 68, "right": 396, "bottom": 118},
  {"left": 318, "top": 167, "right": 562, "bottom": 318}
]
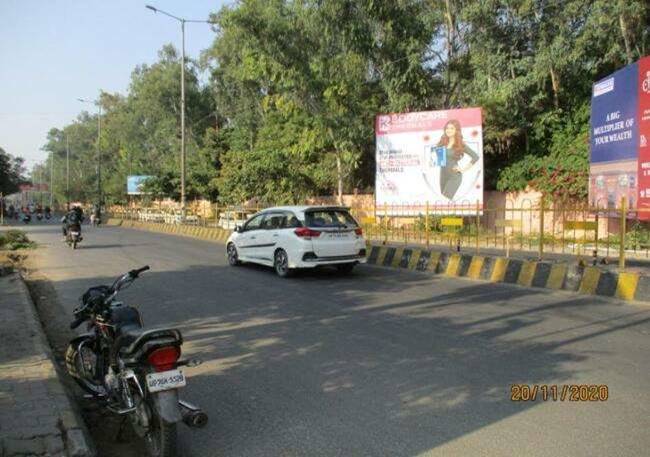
[
  {"left": 32, "top": 0, "right": 649, "bottom": 205},
  {"left": 0, "top": 147, "right": 25, "bottom": 195},
  {"left": 0, "top": 230, "right": 34, "bottom": 250},
  {"left": 497, "top": 103, "right": 590, "bottom": 199}
]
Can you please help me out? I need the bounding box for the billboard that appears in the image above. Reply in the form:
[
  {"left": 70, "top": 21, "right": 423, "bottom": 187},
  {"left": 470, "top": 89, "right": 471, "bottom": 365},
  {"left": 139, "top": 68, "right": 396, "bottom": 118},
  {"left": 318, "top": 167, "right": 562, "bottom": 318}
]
[
  {"left": 127, "top": 175, "right": 153, "bottom": 195},
  {"left": 375, "top": 108, "right": 483, "bottom": 213},
  {"left": 589, "top": 55, "right": 650, "bottom": 220}
]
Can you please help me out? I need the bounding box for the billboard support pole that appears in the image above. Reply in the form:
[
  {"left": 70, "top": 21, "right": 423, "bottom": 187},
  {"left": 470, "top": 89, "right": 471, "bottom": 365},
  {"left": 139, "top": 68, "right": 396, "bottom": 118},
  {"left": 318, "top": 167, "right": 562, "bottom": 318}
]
[
  {"left": 383, "top": 203, "right": 388, "bottom": 245},
  {"left": 538, "top": 194, "right": 545, "bottom": 260},
  {"left": 619, "top": 197, "right": 626, "bottom": 270},
  {"left": 425, "top": 201, "right": 430, "bottom": 250},
  {"left": 475, "top": 200, "right": 480, "bottom": 255}
]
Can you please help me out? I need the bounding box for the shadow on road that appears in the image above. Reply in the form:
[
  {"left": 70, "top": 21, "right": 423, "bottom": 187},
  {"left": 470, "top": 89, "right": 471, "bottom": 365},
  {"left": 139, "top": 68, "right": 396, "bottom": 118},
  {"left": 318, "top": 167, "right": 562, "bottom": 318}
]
[{"left": 35, "top": 258, "right": 650, "bottom": 456}]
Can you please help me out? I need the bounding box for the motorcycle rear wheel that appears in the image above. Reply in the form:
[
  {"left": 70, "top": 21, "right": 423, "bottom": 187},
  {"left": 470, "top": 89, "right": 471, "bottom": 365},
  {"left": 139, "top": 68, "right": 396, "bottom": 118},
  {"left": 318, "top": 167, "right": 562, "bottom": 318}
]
[{"left": 144, "top": 405, "right": 177, "bottom": 457}]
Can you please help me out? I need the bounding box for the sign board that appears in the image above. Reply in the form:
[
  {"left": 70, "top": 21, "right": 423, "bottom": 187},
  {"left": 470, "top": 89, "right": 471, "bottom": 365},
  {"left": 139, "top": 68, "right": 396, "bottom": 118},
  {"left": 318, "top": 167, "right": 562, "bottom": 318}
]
[
  {"left": 441, "top": 217, "right": 463, "bottom": 227},
  {"left": 589, "top": 55, "right": 650, "bottom": 220},
  {"left": 127, "top": 176, "right": 153, "bottom": 195},
  {"left": 565, "top": 221, "right": 598, "bottom": 231},
  {"left": 375, "top": 108, "right": 484, "bottom": 214}
]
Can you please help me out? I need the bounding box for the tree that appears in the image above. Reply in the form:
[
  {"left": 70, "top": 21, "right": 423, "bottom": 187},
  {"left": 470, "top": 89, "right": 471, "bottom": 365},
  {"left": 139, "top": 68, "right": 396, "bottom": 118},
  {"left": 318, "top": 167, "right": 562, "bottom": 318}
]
[{"left": 0, "top": 147, "right": 26, "bottom": 195}]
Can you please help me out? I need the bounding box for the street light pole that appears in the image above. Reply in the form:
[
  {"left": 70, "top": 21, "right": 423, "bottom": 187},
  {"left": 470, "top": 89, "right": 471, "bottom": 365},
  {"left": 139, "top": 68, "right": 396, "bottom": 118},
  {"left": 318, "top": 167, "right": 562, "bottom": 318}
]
[
  {"left": 78, "top": 97, "right": 102, "bottom": 214},
  {"left": 180, "top": 18, "right": 186, "bottom": 219},
  {"left": 146, "top": 5, "right": 214, "bottom": 220},
  {"left": 66, "top": 135, "right": 70, "bottom": 210},
  {"left": 50, "top": 151, "right": 53, "bottom": 208}
]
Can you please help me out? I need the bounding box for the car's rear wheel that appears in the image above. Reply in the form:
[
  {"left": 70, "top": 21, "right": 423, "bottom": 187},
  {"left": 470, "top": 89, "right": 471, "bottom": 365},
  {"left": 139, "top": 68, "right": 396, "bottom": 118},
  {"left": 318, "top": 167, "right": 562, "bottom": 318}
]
[
  {"left": 274, "top": 249, "right": 293, "bottom": 278},
  {"left": 227, "top": 243, "right": 241, "bottom": 266},
  {"left": 336, "top": 263, "right": 356, "bottom": 274}
]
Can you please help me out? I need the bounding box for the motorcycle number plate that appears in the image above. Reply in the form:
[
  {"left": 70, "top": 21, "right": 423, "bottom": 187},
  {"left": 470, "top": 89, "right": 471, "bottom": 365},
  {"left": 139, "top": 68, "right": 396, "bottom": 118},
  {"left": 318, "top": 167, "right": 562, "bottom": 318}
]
[
  {"left": 70, "top": 231, "right": 80, "bottom": 236},
  {"left": 146, "top": 369, "right": 186, "bottom": 393}
]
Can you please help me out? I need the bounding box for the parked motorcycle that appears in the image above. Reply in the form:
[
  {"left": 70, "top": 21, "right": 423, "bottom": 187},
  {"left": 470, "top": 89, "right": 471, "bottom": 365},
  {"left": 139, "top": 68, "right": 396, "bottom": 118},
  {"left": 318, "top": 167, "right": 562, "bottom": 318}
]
[
  {"left": 22, "top": 213, "right": 31, "bottom": 224},
  {"left": 65, "top": 266, "right": 207, "bottom": 457},
  {"left": 66, "top": 228, "right": 83, "bottom": 249},
  {"left": 36, "top": 212, "right": 43, "bottom": 221}
]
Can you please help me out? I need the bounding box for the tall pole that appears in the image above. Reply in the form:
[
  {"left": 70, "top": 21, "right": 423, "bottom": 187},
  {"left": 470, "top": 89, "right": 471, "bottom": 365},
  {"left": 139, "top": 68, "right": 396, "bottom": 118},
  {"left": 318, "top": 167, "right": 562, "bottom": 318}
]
[
  {"left": 49, "top": 152, "right": 54, "bottom": 208},
  {"left": 180, "top": 19, "right": 186, "bottom": 219},
  {"left": 66, "top": 135, "right": 70, "bottom": 210},
  {"left": 97, "top": 103, "right": 102, "bottom": 211},
  {"left": 146, "top": 5, "right": 214, "bottom": 220}
]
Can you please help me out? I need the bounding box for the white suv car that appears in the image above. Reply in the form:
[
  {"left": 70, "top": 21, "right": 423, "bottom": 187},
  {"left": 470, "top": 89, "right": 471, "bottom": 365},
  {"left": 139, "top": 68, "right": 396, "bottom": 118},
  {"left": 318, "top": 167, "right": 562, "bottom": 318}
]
[{"left": 225, "top": 206, "right": 367, "bottom": 277}]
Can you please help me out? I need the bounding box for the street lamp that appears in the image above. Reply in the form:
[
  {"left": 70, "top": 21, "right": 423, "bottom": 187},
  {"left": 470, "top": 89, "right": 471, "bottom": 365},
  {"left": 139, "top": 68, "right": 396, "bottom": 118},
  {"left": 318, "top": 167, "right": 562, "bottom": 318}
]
[
  {"left": 146, "top": 4, "right": 215, "bottom": 219},
  {"left": 78, "top": 97, "right": 102, "bottom": 214}
]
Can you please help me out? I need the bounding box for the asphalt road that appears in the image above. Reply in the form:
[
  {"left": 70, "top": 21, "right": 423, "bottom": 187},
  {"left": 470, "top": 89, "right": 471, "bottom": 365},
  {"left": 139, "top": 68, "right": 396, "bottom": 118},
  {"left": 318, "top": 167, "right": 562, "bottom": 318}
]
[{"left": 15, "top": 221, "right": 650, "bottom": 456}]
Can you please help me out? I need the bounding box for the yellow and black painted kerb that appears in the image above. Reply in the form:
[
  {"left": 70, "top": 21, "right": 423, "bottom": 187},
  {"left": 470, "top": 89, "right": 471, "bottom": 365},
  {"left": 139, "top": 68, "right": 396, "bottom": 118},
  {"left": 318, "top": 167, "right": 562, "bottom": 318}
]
[
  {"left": 364, "top": 242, "right": 648, "bottom": 303},
  {"left": 106, "top": 219, "right": 648, "bottom": 303}
]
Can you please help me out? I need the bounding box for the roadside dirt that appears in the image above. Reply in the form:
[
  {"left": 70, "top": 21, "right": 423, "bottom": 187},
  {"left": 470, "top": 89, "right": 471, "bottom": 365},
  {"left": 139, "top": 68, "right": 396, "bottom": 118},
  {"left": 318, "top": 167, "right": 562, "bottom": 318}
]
[{"left": 19, "top": 253, "right": 146, "bottom": 457}]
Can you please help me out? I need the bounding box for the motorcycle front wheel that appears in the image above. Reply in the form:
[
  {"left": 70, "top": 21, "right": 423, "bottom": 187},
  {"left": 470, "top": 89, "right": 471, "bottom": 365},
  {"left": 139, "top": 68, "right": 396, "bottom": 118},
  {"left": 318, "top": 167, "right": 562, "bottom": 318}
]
[{"left": 64, "top": 340, "right": 106, "bottom": 397}]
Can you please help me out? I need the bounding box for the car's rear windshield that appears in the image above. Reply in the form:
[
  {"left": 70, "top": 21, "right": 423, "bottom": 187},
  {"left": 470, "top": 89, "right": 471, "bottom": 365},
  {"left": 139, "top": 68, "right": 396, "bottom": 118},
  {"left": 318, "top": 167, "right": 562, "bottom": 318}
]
[{"left": 305, "top": 209, "right": 358, "bottom": 228}]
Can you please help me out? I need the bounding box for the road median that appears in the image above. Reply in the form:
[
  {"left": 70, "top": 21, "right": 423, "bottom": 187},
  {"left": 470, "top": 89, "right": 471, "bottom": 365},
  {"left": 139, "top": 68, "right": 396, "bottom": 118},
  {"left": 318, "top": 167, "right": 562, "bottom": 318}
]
[{"left": 105, "top": 218, "right": 649, "bottom": 304}]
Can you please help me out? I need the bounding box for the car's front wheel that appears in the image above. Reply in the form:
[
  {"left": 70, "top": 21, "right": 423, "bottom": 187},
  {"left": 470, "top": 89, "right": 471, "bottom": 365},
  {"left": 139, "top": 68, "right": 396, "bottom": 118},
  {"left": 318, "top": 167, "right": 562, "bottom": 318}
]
[
  {"left": 274, "top": 249, "right": 293, "bottom": 278},
  {"left": 227, "top": 243, "right": 241, "bottom": 266}
]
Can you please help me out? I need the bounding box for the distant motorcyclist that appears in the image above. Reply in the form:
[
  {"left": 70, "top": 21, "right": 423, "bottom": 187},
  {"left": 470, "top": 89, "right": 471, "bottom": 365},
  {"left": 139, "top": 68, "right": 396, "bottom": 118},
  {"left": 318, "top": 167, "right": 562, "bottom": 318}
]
[{"left": 62, "top": 206, "right": 84, "bottom": 238}]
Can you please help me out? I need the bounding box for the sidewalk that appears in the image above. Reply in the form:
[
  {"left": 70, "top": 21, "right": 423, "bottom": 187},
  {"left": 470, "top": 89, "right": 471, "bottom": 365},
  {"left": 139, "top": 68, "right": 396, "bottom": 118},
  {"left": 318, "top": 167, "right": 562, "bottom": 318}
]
[{"left": 0, "top": 270, "right": 92, "bottom": 456}]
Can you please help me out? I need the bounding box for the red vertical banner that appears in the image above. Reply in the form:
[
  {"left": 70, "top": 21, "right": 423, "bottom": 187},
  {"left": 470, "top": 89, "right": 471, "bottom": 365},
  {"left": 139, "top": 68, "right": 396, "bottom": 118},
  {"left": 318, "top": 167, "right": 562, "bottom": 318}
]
[{"left": 637, "top": 56, "right": 650, "bottom": 220}]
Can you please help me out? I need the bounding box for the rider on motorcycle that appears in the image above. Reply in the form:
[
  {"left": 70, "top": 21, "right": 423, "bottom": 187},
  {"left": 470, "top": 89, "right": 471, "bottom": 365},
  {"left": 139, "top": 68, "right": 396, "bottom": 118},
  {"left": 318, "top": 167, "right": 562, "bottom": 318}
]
[{"left": 62, "top": 205, "right": 84, "bottom": 238}]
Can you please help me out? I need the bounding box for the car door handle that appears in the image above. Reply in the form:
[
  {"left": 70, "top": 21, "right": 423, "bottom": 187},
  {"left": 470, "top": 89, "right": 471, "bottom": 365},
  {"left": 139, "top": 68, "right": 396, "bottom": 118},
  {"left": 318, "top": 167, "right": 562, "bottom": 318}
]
[
  {"left": 273, "top": 234, "right": 279, "bottom": 237},
  {"left": 250, "top": 236, "right": 256, "bottom": 240}
]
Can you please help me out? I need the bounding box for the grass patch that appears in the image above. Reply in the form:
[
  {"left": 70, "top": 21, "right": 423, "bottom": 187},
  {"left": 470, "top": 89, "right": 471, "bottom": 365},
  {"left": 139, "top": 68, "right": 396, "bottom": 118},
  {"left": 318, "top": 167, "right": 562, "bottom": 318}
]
[{"left": 0, "top": 230, "right": 36, "bottom": 250}]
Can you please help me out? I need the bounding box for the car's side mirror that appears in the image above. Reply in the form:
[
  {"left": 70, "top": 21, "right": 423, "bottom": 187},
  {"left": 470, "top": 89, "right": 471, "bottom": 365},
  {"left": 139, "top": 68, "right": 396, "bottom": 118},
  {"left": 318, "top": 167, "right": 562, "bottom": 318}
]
[{"left": 234, "top": 224, "right": 242, "bottom": 233}]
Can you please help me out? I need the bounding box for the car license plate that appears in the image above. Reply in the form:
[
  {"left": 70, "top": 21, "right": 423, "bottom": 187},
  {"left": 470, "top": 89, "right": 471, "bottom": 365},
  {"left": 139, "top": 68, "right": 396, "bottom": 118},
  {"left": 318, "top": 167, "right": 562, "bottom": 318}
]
[
  {"left": 328, "top": 232, "right": 349, "bottom": 238},
  {"left": 146, "top": 369, "right": 186, "bottom": 392}
]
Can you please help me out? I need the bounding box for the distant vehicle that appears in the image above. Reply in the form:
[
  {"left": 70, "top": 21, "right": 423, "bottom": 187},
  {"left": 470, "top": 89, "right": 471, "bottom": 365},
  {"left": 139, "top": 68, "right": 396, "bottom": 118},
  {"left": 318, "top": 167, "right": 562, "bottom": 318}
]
[
  {"left": 217, "top": 209, "right": 255, "bottom": 230},
  {"left": 226, "top": 206, "right": 367, "bottom": 277}
]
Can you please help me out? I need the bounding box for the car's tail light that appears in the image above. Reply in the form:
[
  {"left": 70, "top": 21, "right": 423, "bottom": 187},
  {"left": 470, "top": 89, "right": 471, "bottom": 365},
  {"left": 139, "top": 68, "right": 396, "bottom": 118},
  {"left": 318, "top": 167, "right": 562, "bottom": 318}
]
[
  {"left": 294, "top": 227, "right": 321, "bottom": 239},
  {"left": 148, "top": 346, "right": 181, "bottom": 372},
  {"left": 354, "top": 227, "right": 363, "bottom": 236}
]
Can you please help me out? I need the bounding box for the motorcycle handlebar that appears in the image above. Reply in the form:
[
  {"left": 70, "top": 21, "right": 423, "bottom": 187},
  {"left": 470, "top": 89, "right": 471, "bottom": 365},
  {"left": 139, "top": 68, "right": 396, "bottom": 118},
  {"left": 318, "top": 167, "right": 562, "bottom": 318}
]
[{"left": 129, "top": 265, "right": 150, "bottom": 278}]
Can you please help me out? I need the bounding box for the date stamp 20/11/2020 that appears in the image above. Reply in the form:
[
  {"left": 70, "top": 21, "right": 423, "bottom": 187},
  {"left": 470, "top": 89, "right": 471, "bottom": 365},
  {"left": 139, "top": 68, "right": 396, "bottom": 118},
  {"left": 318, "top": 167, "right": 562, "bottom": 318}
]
[{"left": 511, "top": 384, "right": 609, "bottom": 402}]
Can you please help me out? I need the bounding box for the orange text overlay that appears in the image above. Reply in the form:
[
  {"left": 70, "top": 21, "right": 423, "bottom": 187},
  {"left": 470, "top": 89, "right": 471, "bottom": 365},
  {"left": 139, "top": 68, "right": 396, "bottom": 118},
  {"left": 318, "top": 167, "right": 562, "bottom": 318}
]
[{"left": 510, "top": 384, "right": 609, "bottom": 402}]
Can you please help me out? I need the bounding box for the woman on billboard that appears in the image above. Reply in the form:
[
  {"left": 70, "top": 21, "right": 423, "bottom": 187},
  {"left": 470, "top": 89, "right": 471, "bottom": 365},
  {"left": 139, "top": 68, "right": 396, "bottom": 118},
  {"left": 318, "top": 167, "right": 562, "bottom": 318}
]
[{"left": 437, "top": 119, "right": 479, "bottom": 200}]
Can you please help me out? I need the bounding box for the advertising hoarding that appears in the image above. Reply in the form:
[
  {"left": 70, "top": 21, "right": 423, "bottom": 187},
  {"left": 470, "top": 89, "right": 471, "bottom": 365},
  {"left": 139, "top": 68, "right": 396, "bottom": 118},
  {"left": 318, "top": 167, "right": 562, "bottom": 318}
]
[
  {"left": 589, "top": 55, "right": 650, "bottom": 220},
  {"left": 375, "top": 108, "right": 483, "bottom": 213},
  {"left": 127, "top": 175, "right": 153, "bottom": 195}
]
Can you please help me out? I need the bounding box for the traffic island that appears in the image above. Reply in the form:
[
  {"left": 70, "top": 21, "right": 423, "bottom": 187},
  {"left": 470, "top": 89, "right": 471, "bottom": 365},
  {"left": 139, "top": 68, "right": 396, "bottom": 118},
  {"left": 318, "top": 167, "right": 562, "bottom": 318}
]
[
  {"left": 365, "top": 244, "right": 649, "bottom": 304},
  {"left": 104, "top": 218, "right": 649, "bottom": 304}
]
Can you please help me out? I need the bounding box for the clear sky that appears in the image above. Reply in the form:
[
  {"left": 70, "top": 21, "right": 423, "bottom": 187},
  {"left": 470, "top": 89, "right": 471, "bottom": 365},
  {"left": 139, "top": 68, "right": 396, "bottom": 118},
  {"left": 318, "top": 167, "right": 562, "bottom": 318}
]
[{"left": 0, "top": 0, "right": 229, "bottom": 170}]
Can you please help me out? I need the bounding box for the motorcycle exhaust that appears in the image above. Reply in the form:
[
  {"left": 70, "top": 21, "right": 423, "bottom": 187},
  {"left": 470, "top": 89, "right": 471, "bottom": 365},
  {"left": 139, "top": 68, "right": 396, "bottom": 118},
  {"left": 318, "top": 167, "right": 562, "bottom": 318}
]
[{"left": 179, "top": 399, "right": 208, "bottom": 428}]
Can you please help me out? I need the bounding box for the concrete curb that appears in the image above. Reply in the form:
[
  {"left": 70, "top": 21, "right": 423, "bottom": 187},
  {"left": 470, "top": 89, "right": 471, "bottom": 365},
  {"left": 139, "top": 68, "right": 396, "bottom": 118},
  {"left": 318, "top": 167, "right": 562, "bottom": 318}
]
[
  {"left": 366, "top": 244, "right": 649, "bottom": 304},
  {"left": 1, "top": 272, "right": 95, "bottom": 457},
  {"left": 106, "top": 218, "right": 232, "bottom": 245},
  {"left": 105, "top": 218, "right": 648, "bottom": 304}
]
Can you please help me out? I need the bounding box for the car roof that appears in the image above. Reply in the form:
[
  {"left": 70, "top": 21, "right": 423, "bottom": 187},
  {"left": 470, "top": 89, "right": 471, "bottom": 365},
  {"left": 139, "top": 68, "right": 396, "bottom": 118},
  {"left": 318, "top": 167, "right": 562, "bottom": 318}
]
[{"left": 260, "top": 205, "right": 351, "bottom": 214}]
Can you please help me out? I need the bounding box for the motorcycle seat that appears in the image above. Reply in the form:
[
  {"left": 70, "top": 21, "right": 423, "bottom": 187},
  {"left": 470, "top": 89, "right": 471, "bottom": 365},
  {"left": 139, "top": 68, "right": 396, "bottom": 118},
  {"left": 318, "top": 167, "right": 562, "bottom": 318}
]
[{"left": 117, "top": 327, "right": 182, "bottom": 356}]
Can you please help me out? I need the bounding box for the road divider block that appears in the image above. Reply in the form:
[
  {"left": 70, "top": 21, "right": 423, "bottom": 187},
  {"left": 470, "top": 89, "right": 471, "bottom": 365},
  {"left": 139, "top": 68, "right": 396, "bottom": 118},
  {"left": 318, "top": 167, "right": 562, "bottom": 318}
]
[{"left": 106, "top": 219, "right": 649, "bottom": 303}]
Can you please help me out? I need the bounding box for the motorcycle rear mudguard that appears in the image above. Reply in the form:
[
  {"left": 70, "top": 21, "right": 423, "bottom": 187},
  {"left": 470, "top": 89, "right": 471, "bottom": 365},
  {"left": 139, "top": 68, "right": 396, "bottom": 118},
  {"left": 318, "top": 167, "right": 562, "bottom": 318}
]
[{"left": 152, "top": 389, "right": 182, "bottom": 423}]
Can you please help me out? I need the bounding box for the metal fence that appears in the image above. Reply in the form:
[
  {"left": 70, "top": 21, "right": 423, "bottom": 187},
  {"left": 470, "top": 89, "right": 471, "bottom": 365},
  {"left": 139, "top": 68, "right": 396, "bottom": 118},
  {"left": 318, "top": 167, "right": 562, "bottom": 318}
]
[{"left": 109, "top": 200, "right": 650, "bottom": 269}]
